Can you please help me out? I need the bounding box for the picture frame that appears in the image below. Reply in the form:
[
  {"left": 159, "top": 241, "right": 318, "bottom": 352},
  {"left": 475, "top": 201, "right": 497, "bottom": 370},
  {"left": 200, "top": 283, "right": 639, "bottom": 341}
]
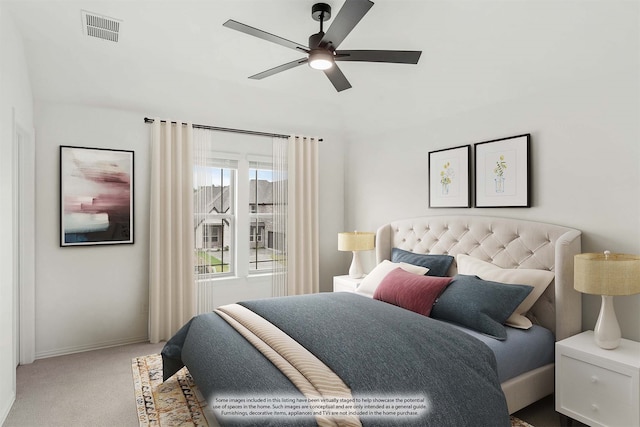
[
  {"left": 60, "top": 145, "right": 134, "bottom": 246},
  {"left": 474, "top": 134, "right": 530, "bottom": 208},
  {"left": 428, "top": 145, "right": 471, "bottom": 208}
]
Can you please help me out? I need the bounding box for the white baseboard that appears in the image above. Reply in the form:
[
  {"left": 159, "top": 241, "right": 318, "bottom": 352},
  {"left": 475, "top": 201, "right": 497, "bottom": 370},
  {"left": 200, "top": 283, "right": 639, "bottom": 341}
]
[
  {"left": 34, "top": 335, "right": 149, "bottom": 360},
  {"left": 0, "top": 391, "right": 16, "bottom": 426}
]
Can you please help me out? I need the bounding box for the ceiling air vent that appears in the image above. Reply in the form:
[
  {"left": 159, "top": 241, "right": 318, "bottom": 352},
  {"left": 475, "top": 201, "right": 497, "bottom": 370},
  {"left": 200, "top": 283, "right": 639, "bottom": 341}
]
[{"left": 81, "top": 10, "right": 121, "bottom": 42}]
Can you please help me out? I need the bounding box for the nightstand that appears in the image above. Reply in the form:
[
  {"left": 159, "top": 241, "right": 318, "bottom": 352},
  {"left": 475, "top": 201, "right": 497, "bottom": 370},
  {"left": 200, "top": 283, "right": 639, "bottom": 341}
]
[
  {"left": 333, "top": 275, "right": 363, "bottom": 293},
  {"left": 555, "top": 330, "right": 640, "bottom": 427}
]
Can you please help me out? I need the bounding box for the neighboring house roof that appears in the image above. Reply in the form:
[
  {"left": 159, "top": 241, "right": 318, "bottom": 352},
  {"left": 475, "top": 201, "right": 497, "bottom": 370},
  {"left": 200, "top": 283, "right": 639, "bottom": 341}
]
[
  {"left": 195, "top": 180, "right": 274, "bottom": 214},
  {"left": 194, "top": 180, "right": 274, "bottom": 229},
  {"left": 194, "top": 185, "right": 230, "bottom": 230},
  {"left": 194, "top": 185, "right": 231, "bottom": 214},
  {"left": 249, "top": 180, "right": 273, "bottom": 204}
]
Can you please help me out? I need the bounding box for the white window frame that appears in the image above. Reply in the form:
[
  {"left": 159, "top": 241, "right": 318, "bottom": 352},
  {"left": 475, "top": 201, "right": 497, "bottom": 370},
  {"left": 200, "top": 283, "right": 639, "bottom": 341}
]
[
  {"left": 195, "top": 152, "right": 274, "bottom": 280},
  {"left": 248, "top": 157, "right": 274, "bottom": 275},
  {"left": 194, "top": 152, "right": 238, "bottom": 279}
]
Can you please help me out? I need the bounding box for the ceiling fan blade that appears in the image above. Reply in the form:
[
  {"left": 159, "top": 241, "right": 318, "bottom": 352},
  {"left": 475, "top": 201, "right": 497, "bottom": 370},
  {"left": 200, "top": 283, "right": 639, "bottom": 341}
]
[
  {"left": 223, "top": 20, "right": 309, "bottom": 53},
  {"left": 249, "top": 58, "right": 309, "bottom": 80},
  {"left": 320, "top": 0, "right": 374, "bottom": 50},
  {"left": 323, "top": 64, "right": 352, "bottom": 92},
  {"left": 335, "top": 50, "right": 422, "bottom": 64}
]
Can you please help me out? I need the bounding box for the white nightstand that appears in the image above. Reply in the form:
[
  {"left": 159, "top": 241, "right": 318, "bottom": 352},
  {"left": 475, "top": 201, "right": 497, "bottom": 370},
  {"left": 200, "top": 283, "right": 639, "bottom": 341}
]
[
  {"left": 333, "top": 275, "right": 363, "bottom": 293},
  {"left": 555, "top": 330, "right": 640, "bottom": 427}
]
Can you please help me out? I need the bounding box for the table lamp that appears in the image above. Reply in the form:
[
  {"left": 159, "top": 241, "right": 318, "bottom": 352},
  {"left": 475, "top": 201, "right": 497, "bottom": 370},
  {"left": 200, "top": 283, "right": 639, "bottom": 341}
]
[
  {"left": 338, "top": 231, "right": 375, "bottom": 279},
  {"left": 574, "top": 251, "right": 640, "bottom": 349}
]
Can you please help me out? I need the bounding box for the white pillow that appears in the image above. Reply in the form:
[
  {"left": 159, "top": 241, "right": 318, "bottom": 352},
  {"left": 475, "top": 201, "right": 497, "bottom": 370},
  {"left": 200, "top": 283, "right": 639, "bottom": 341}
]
[
  {"left": 456, "top": 254, "right": 554, "bottom": 329},
  {"left": 356, "top": 260, "right": 429, "bottom": 297}
]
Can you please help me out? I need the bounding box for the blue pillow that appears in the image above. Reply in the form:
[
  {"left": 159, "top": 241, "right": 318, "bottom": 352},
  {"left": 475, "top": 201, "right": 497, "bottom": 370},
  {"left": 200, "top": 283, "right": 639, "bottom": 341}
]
[
  {"left": 430, "top": 274, "right": 533, "bottom": 340},
  {"left": 391, "top": 248, "right": 454, "bottom": 277}
]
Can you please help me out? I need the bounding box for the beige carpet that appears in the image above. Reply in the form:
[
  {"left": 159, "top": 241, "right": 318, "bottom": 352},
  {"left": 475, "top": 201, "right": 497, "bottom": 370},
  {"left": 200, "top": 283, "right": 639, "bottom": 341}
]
[{"left": 133, "top": 353, "right": 533, "bottom": 427}]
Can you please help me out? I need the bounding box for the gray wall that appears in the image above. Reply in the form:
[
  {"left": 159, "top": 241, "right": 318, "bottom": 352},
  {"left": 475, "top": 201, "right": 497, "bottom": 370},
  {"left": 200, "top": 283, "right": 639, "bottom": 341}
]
[
  {"left": 31, "top": 97, "right": 346, "bottom": 358},
  {"left": 34, "top": 103, "right": 150, "bottom": 357},
  {"left": 0, "top": 5, "right": 34, "bottom": 422},
  {"left": 343, "top": 1, "right": 640, "bottom": 340}
]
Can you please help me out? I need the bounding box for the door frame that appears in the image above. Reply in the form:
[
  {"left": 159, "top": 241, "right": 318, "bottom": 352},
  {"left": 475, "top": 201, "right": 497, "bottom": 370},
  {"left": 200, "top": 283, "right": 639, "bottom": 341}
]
[{"left": 12, "top": 109, "right": 35, "bottom": 365}]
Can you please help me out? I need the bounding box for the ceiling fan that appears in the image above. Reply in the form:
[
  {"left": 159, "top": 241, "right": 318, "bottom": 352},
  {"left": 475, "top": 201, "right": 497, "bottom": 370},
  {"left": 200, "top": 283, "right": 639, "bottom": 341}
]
[{"left": 223, "top": 0, "right": 422, "bottom": 92}]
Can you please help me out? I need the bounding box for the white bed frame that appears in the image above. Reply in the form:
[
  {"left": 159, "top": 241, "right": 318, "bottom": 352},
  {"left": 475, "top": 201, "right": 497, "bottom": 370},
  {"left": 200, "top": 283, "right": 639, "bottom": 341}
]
[{"left": 375, "top": 215, "right": 582, "bottom": 414}]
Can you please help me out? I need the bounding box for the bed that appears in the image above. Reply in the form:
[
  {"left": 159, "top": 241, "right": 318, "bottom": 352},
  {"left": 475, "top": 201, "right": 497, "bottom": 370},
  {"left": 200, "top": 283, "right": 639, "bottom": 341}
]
[
  {"left": 374, "top": 216, "right": 582, "bottom": 414},
  {"left": 162, "top": 215, "right": 582, "bottom": 426}
]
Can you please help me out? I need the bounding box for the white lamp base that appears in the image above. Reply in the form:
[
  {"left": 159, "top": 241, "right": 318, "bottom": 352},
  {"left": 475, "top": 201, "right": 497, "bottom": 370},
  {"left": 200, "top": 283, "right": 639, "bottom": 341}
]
[
  {"left": 348, "top": 251, "right": 364, "bottom": 279},
  {"left": 594, "top": 295, "right": 621, "bottom": 350}
]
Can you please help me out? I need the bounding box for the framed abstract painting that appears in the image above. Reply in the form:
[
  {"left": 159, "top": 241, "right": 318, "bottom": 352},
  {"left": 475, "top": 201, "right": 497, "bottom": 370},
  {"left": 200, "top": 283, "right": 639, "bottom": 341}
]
[
  {"left": 60, "top": 145, "right": 134, "bottom": 246},
  {"left": 474, "top": 134, "right": 530, "bottom": 208},
  {"left": 428, "top": 145, "right": 471, "bottom": 208}
]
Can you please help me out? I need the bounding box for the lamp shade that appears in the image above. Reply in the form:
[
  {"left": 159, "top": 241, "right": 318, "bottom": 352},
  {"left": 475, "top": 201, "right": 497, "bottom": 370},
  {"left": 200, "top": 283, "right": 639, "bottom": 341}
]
[
  {"left": 338, "top": 232, "right": 375, "bottom": 252},
  {"left": 574, "top": 252, "right": 640, "bottom": 296}
]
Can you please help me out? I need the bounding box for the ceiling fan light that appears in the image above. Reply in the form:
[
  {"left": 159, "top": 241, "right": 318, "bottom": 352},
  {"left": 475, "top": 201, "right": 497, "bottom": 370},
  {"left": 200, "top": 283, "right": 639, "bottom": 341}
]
[
  {"left": 308, "top": 50, "right": 334, "bottom": 70},
  {"left": 309, "top": 58, "right": 333, "bottom": 70}
]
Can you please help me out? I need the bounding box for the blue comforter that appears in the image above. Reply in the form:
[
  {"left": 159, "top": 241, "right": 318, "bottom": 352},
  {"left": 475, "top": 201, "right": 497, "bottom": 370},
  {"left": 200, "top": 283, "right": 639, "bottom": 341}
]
[{"left": 162, "top": 292, "right": 510, "bottom": 426}]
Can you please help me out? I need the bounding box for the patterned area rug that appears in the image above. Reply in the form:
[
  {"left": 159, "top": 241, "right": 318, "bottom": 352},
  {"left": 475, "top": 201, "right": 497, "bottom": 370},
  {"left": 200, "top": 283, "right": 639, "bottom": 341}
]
[
  {"left": 132, "top": 353, "right": 533, "bottom": 427},
  {"left": 132, "top": 353, "right": 209, "bottom": 426},
  {"left": 511, "top": 416, "right": 535, "bottom": 427}
]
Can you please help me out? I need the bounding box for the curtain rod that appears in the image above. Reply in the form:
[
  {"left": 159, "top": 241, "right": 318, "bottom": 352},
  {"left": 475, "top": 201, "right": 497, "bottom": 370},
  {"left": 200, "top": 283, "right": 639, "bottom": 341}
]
[{"left": 143, "top": 117, "right": 323, "bottom": 142}]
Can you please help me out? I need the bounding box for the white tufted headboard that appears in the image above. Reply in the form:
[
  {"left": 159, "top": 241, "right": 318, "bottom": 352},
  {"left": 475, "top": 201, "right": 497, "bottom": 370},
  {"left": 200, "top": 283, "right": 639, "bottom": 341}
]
[{"left": 376, "top": 216, "right": 582, "bottom": 341}]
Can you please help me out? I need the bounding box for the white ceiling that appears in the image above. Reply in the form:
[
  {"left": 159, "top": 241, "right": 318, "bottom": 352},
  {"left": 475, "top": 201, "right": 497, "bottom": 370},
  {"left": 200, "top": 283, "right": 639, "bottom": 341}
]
[{"left": 3, "top": 0, "right": 616, "bottom": 134}]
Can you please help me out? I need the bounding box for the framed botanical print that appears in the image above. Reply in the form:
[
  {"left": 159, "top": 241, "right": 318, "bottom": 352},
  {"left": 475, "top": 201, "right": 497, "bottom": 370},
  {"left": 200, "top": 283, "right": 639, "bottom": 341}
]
[
  {"left": 474, "top": 134, "right": 530, "bottom": 208},
  {"left": 60, "top": 145, "right": 134, "bottom": 246},
  {"left": 428, "top": 145, "right": 471, "bottom": 208}
]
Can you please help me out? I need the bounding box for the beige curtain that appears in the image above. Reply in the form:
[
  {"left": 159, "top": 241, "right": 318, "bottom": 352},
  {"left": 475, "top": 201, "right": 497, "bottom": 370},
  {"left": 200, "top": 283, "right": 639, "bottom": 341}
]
[
  {"left": 286, "top": 135, "right": 320, "bottom": 295},
  {"left": 149, "top": 118, "right": 195, "bottom": 343}
]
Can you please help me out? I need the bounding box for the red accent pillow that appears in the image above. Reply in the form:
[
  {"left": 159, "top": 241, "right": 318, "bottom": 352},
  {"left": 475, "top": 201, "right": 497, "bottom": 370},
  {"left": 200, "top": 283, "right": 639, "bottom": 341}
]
[{"left": 374, "top": 268, "right": 452, "bottom": 316}]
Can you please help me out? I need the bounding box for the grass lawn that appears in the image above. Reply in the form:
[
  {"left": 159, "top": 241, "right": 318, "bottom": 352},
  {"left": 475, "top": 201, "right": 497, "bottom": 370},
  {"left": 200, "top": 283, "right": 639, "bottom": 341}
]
[{"left": 196, "top": 250, "right": 230, "bottom": 273}]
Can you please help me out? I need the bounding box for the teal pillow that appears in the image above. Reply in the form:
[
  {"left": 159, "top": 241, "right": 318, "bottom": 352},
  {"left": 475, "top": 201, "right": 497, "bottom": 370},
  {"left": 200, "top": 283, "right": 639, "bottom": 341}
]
[
  {"left": 391, "top": 248, "right": 454, "bottom": 277},
  {"left": 430, "top": 274, "right": 533, "bottom": 340}
]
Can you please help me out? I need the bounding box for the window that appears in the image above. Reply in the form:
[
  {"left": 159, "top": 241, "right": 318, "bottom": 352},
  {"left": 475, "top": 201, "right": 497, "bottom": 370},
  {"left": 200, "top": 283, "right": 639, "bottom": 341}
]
[
  {"left": 193, "top": 160, "right": 236, "bottom": 276},
  {"left": 249, "top": 164, "right": 274, "bottom": 272},
  {"left": 193, "top": 143, "right": 276, "bottom": 278},
  {"left": 203, "top": 225, "right": 220, "bottom": 246}
]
